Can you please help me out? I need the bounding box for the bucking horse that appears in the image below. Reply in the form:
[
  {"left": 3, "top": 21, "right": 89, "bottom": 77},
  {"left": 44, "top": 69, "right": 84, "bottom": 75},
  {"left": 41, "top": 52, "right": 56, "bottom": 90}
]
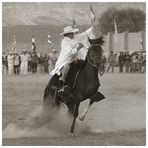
[{"left": 43, "top": 37, "right": 105, "bottom": 134}]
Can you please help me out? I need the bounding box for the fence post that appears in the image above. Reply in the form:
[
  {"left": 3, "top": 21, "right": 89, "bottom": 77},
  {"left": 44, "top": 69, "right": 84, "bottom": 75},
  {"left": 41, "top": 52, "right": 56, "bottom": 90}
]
[
  {"left": 139, "top": 31, "right": 145, "bottom": 50},
  {"left": 108, "top": 32, "right": 113, "bottom": 54},
  {"left": 123, "top": 31, "right": 128, "bottom": 51}
]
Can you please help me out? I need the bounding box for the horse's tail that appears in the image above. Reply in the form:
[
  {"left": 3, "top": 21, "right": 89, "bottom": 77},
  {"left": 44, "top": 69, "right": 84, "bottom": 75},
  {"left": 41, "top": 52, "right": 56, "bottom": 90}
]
[
  {"left": 42, "top": 76, "right": 61, "bottom": 122},
  {"left": 43, "top": 75, "right": 61, "bottom": 108}
]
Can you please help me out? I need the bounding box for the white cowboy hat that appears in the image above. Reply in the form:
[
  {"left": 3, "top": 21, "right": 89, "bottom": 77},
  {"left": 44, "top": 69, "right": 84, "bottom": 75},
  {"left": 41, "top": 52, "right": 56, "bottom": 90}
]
[
  {"left": 59, "top": 26, "right": 79, "bottom": 36},
  {"left": 22, "top": 49, "right": 27, "bottom": 52},
  {"left": 52, "top": 49, "right": 57, "bottom": 52}
]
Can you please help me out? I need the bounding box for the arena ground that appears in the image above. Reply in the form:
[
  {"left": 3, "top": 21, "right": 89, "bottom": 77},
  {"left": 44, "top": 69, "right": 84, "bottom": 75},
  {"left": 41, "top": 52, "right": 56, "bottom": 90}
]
[{"left": 2, "top": 72, "right": 146, "bottom": 146}]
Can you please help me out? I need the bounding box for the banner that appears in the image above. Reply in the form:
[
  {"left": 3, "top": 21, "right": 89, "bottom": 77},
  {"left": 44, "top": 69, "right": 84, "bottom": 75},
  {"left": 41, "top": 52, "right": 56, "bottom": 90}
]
[{"left": 114, "top": 19, "right": 118, "bottom": 42}]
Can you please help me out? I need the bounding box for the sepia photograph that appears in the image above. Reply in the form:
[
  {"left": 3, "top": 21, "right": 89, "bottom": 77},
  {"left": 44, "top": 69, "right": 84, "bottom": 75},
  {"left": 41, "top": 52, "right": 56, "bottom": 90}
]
[{"left": 2, "top": 1, "right": 146, "bottom": 146}]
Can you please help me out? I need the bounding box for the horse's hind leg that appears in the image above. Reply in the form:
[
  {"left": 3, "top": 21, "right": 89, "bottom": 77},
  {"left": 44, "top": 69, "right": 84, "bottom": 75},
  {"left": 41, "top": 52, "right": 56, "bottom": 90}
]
[{"left": 69, "top": 103, "right": 80, "bottom": 134}]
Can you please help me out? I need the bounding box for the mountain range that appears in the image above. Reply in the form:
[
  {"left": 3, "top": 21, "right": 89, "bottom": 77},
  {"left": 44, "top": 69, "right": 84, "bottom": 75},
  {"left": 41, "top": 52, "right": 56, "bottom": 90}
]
[{"left": 3, "top": 2, "right": 145, "bottom": 26}]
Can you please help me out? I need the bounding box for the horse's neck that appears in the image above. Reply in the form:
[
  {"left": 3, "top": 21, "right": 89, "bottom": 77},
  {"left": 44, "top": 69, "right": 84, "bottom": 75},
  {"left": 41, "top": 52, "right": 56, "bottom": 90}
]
[
  {"left": 76, "top": 60, "right": 99, "bottom": 98},
  {"left": 83, "top": 61, "right": 99, "bottom": 80}
]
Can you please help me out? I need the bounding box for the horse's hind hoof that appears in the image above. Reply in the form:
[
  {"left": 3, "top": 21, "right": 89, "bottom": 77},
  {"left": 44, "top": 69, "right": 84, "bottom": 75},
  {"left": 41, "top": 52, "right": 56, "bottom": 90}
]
[{"left": 79, "top": 115, "right": 85, "bottom": 121}]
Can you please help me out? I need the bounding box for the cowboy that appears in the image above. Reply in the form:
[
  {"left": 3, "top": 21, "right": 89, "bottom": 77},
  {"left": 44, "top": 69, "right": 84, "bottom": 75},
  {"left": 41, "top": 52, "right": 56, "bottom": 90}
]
[{"left": 50, "top": 22, "right": 95, "bottom": 91}]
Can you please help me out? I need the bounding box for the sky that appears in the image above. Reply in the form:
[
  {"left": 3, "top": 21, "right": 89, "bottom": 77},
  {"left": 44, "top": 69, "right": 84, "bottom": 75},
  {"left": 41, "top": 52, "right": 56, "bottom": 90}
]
[{"left": 2, "top": 2, "right": 146, "bottom": 26}]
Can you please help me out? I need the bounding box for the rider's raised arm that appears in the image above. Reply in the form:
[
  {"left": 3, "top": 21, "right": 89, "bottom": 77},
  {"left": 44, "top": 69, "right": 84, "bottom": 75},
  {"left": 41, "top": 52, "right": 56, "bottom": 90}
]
[{"left": 77, "top": 22, "right": 95, "bottom": 40}]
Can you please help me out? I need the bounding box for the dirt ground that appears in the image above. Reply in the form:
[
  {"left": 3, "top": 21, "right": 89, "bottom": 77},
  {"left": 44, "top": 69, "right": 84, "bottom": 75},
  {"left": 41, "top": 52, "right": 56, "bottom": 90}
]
[{"left": 2, "top": 73, "right": 146, "bottom": 146}]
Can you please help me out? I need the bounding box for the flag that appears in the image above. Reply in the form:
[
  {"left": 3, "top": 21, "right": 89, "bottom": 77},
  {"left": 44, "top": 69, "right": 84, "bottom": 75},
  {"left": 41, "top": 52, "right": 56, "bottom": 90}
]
[
  {"left": 114, "top": 19, "right": 118, "bottom": 42},
  {"left": 31, "top": 36, "right": 36, "bottom": 52},
  {"left": 12, "top": 35, "right": 16, "bottom": 52},
  {"left": 48, "top": 34, "right": 52, "bottom": 45},
  {"left": 90, "top": 4, "right": 96, "bottom": 24},
  {"left": 72, "top": 17, "right": 77, "bottom": 28}
]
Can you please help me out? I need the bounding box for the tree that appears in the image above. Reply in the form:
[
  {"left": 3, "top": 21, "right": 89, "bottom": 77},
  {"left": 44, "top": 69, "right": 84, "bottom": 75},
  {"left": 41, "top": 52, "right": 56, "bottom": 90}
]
[{"left": 99, "top": 8, "right": 145, "bottom": 34}]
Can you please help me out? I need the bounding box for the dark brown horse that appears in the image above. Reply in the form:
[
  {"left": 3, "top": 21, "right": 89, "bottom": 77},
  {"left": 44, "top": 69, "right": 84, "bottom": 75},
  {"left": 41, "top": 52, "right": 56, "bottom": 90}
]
[{"left": 43, "top": 37, "right": 105, "bottom": 133}]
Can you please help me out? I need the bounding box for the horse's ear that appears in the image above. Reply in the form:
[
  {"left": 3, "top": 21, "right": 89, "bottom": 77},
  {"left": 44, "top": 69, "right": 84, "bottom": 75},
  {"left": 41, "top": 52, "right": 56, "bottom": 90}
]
[{"left": 88, "top": 36, "right": 104, "bottom": 46}]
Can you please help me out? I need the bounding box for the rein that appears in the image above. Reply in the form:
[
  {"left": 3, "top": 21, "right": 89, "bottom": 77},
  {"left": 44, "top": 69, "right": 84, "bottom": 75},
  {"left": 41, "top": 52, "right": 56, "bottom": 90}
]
[
  {"left": 87, "top": 44, "right": 102, "bottom": 68},
  {"left": 87, "top": 55, "right": 100, "bottom": 68}
]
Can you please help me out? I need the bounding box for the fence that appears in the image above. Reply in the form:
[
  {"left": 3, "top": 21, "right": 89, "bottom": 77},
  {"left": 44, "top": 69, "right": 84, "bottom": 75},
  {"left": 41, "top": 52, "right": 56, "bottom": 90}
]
[{"left": 102, "top": 31, "right": 146, "bottom": 54}]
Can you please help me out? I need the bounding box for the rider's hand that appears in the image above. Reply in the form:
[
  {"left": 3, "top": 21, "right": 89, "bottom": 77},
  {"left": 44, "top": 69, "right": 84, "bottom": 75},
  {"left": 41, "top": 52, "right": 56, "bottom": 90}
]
[{"left": 76, "top": 43, "right": 84, "bottom": 51}]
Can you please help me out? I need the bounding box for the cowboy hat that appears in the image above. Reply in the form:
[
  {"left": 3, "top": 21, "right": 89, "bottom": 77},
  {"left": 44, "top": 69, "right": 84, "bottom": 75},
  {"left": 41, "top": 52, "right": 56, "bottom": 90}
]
[
  {"left": 59, "top": 26, "right": 79, "bottom": 36},
  {"left": 52, "top": 49, "right": 57, "bottom": 52},
  {"left": 9, "top": 51, "right": 12, "bottom": 54}
]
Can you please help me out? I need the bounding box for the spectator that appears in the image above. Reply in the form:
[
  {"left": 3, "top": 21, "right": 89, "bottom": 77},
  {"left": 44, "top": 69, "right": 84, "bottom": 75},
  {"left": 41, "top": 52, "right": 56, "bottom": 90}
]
[
  {"left": 107, "top": 51, "right": 116, "bottom": 73},
  {"left": 37, "top": 53, "right": 44, "bottom": 74},
  {"left": 131, "top": 54, "right": 138, "bottom": 72},
  {"left": 124, "top": 52, "right": 131, "bottom": 73},
  {"left": 28, "top": 52, "right": 32, "bottom": 72},
  {"left": 99, "top": 55, "right": 107, "bottom": 75},
  {"left": 48, "top": 49, "right": 58, "bottom": 72},
  {"left": 13, "top": 51, "right": 20, "bottom": 75},
  {"left": 2, "top": 52, "right": 8, "bottom": 75},
  {"left": 7, "top": 51, "right": 14, "bottom": 75},
  {"left": 31, "top": 52, "right": 38, "bottom": 74},
  {"left": 137, "top": 53, "right": 143, "bottom": 73},
  {"left": 20, "top": 50, "right": 29, "bottom": 75},
  {"left": 142, "top": 53, "right": 146, "bottom": 73},
  {"left": 43, "top": 54, "right": 49, "bottom": 73},
  {"left": 118, "top": 52, "right": 125, "bottom": 73}
]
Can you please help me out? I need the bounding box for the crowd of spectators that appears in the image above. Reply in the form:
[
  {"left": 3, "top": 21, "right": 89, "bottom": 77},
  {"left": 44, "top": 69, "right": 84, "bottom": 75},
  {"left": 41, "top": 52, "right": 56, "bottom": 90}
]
[
  {"left": 2, "top": 49, "right": 146, "bottom": 76},
  {"left": 2, "top": 49, "right": 58, "bottom": 75},
  {"left": 106, "top": 51, "right": 146, "bottom": 73}
]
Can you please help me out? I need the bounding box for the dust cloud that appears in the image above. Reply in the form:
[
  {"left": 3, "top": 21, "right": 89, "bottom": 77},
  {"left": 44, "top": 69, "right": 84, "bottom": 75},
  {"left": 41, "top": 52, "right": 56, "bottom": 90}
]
[{"left": 3, "top": 105, "right": 72, "bottom": 139}]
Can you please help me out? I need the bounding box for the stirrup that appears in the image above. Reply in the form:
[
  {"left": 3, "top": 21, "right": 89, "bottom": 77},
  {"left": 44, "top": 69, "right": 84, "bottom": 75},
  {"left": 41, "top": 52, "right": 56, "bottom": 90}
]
[
  {"left": 51, "top": 85, "right": 59, "bottom": 90},
  {"left": 58, "top": 85, "right": 68, "bottom": 93}
]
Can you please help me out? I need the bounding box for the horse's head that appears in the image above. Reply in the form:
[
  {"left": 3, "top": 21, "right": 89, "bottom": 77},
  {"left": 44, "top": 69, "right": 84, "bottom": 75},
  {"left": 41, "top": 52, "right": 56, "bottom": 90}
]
[{"left": 86, "top": 37, "right": 104, "bottom": 68}]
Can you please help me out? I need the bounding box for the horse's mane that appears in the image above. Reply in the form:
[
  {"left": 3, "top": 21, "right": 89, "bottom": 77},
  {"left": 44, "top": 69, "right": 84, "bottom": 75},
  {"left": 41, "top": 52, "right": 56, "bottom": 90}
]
[{"left": 88, "top": 36, "right": 104, "bottom": 46}]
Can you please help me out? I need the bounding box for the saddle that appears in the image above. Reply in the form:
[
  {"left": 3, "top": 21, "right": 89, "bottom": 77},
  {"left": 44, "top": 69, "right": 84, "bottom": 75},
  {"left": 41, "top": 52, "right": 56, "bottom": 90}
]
[
  {"left": 51, "top": 60, "right": 86, "bottom": 104},
  {"left": 52, "top": 60, "right": 86, "bottom": 90},
  {"left": 65, "top": 60, "right": 86, "bottom": 88}
]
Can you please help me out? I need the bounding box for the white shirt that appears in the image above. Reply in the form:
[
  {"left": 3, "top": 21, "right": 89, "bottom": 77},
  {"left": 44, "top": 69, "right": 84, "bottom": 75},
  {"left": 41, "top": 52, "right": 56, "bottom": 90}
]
[
  {"left": 20, "top": 54, "right": 29, "bottom": 63},
  {"left": 50, "top": 26, "right": 95, "bottom": 76},
  {"left": 32, "top": 37, "right": 35, "bottom": 43},
  {"left": 75, "top": 26, "right": 94, "bottom": 60},
  {"left": 50, "top": 37, "right": 78, "bottom": 75},
  {"left": 7, "top": 55, "right": 14, "bottom": 65}
]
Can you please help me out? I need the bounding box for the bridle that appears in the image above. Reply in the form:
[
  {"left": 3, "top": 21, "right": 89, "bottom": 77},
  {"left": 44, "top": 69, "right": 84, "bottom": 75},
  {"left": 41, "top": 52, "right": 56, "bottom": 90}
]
[
  {"left": 87, "top": 54, "right": 101, "bottom": 68},
  {"left": 87, "top": 44, "right": 102, "bottom": 68}
]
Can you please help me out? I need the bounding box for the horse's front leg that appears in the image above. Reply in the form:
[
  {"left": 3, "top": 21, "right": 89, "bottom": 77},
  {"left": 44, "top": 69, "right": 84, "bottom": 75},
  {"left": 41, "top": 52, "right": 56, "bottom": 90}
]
[
  {"left": 79, "top": 91, "right": 105, "bottom": 121},
  {"left": 79, "top": 100, "right": 93, "bottom": 121},
  {"left": 70, "top": 103, "right": 80, "bottom": 134}
]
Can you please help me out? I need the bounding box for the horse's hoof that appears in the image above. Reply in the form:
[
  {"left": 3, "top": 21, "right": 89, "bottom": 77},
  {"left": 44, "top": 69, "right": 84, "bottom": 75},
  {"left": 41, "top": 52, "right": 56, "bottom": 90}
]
[
  {"left": 69, "top": 132, "right": 74, "bottom": 136},
  {"left": 79, "top": 115, "right": 85, "bottom": 121}
]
